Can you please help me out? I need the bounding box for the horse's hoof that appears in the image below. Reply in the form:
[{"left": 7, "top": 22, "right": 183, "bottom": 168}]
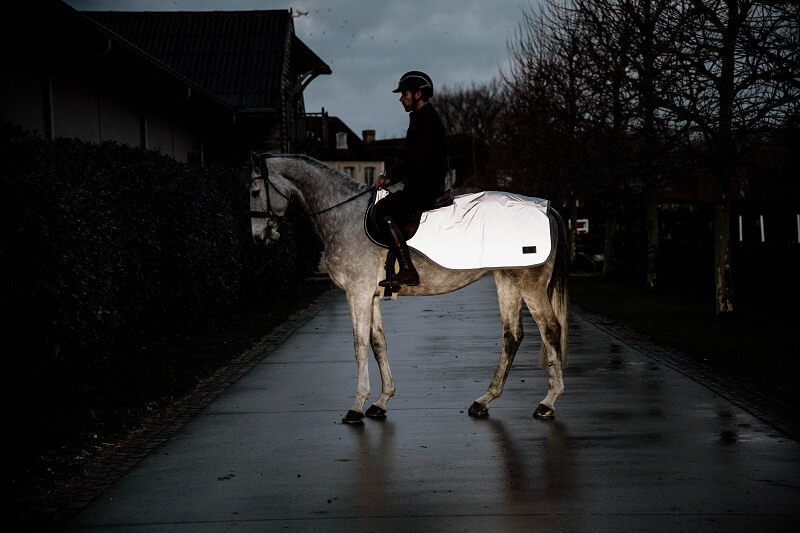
[
  {"left": 342, "top": 410, "right": 365, "bottom": 424},
  {"left": 533, "top": 404, "right": 555, "bottom": 419},
  {"left": 468, "top": 401, "right": 489, "bottom": 418},
  {"left": 365, "top": 405, "right": 387, "bottom": 418}
]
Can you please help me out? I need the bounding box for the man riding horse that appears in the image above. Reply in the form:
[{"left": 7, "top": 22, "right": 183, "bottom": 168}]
[{"left": 372, "top": 71, "right": 448, "bottom": 288}]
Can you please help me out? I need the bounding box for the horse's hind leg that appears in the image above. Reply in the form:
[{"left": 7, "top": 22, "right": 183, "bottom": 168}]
[
  {"left": 522, "top": 293, "right": 564, "bottom": 419},
  {"left": 365, "top": 293, "right": 395, "bottom": 418},
  {"left": 468, "top": 273, "right": 523, "bottom": 417}
]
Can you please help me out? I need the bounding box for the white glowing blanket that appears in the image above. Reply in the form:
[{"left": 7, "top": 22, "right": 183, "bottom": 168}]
[{"left": 405, "top": 191, "right": 552, "bottom": 270}]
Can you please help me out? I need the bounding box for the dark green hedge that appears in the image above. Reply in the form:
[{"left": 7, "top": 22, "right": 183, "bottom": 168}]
[{"left": 0, "top": 121, "right": 321, "bottom": 387}]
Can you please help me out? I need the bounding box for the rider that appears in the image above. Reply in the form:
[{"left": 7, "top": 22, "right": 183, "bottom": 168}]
[{"left": 373, "top": 71, "right": 447, "bottom": 287}]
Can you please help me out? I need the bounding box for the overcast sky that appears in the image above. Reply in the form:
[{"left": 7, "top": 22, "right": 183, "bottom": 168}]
[{"left": 65, "top": 0, "right": 536, "bottom": 140}]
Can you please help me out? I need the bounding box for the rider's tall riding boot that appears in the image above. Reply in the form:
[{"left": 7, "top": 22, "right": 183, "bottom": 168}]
[{"left": 379, "top": 217, "right": 420, "bottom": 287}]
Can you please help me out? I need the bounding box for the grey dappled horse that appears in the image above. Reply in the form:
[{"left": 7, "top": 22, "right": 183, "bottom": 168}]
[{"left": 249, "top": 153, "right": 569, "bottom": 423}]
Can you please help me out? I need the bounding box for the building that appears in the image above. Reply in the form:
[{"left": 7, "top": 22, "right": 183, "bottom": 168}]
[
  {"left": 1, "top": 2, "right": 330, "bottom": 165},
  {"left": 370, "top": 135, "right": 460, "bottom": 192},
  {"left": 302, "top": 109, "right": 384, "bottom": 185},
  {"left": 85, "top": 8, "right": 330, "bottom": 161}
]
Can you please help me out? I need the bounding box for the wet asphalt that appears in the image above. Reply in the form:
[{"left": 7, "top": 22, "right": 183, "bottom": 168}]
[{"left": 67, "top": 276, "right": 799, "bottom": 532}]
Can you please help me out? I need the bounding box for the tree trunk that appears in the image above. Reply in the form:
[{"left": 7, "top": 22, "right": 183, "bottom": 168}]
[
  {"left": 568, "top": 197, "right": 579, "bottom": 268},
  {"left": 713, "top": 186, "right": 735, "bottom": 314},
  {"left": 710, "top": 0, "right": 740, "bottom": 314},
  {"left": 603, "top": 208, "right": 617, "bottom": 278},
  {"left": 645, "top": 186, "right": 659, "bottom": 290}
]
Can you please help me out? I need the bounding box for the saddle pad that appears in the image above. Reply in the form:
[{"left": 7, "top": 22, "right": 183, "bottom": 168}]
[{"left": 406, "top": 191, "right": 551, "bottom": 269}]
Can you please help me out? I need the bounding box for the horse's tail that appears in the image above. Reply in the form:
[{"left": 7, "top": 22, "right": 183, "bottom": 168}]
[{"left": 540, "top": 206, "right": 569, "bottom": 369}]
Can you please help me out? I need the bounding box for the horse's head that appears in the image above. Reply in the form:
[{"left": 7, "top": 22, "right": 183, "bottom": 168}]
[{"left": 249, "top": 152, "right": 291, "bottom": 245}]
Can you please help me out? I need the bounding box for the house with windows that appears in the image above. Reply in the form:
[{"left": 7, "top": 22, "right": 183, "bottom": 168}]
[
  {"left": 302, "top": 109, "right": 384, "bottom": 185},
  {"left": 370, "top": 134, "right": 461, "bottom": 192}
]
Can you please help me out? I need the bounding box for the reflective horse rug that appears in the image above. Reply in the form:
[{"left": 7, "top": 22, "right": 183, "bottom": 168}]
[{"left": 405, "top": 191, "right": 552, "bottom": 270}]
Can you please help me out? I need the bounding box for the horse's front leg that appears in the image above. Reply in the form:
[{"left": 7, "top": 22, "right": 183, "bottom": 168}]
[
  {"left": 469, "top": 274, "right": 523, "bottom": 418},
  {"left": 365, "top": 293, "right": 395, "bottom": 419},
  {"left": 342, "top": 289, "right": 375, "bottom": 424}
]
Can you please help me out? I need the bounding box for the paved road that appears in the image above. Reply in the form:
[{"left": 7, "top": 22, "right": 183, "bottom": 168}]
[{"left": 67, "top": 276, "right": 799, "bottom": 532}]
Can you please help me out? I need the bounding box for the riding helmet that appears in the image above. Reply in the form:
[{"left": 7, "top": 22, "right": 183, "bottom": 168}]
[{"left": 392, "top": 71, "right": 434, "bottom": 98}]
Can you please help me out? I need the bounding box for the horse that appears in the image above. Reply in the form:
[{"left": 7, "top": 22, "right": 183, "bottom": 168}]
[{"left": 249, "top": 153, "right": 569, "bottom": 423}]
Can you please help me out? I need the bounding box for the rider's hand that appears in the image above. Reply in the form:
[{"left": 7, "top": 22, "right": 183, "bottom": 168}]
[{"left": 373, "top": 173, "right": 391, "bottom": 189}]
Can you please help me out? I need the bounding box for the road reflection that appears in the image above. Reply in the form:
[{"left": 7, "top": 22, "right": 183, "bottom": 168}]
[
  {"left": 343, "top": 414, "right": 574, "bottom": 528},
  {"left": 484, "top": 417, "right": 575, "bottom": 503},
  {"left": 348, "top": 418, "right": 397, "bottom": 515}
]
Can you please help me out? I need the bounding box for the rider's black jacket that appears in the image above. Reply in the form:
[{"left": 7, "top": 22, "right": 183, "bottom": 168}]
[{"left": 383, "top": 102, "right": 447, "bottom": 211}]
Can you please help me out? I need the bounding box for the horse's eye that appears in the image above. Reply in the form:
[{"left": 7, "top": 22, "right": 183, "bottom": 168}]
[{"left": 251, "top": 189, "right": 260, "bottom": 198}]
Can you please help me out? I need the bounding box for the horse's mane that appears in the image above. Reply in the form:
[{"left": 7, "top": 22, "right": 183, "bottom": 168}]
[
  {"left": 277, "top": 153, "right": 370, "bottom": 193},
  {"left": 278, "top": 153, "right": 330, "bottom": 170}
]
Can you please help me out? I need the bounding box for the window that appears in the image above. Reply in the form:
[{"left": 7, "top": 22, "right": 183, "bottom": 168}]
[
  {"left": 336, "top": 132, "right": 347, "bottom": 149},
  {"left": 364, "top": 166, "right": 375, "bottom": 185},
  {"left": 343, "top": 166, "right": 355, "bottom": 178}
]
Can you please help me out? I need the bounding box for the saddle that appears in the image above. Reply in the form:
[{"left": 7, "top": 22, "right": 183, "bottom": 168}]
[{"left": 364, "top": 189, "right": 454, "bottom": 297}]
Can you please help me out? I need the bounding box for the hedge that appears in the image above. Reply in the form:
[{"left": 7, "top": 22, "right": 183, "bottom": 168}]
[{"left": 0, "top": 121, "right": 322, "bottom": 389}]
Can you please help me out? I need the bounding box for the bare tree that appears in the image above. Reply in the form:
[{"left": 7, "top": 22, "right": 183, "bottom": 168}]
[
  {"left": 572, "top": 0, "right": 640, "bottom": 279},
  {"left": 574, "top": 0, "right": 692, "bottom": 287},
  {"left": 661, "top": 0, "right": 800, "bottom": 313},
  {"left": 628, "top": 0, "right": 674, "bottom": 290},
  {"left": 497, "top": 0, "right": 797, "bottom": 309},
  {"left": 502, "top": 0, "right": 597, "bottom": 265},
  {"left": 496, "top": 5, "right": 557, "bottom": 194},
  {"left": 436, "top": 79, "right": 505, "bottom": 139},
  {"left": 436, "top": 80, "right": 506, "bottom": 188}
]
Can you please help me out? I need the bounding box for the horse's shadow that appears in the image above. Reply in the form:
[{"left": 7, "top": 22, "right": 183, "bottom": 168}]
[
  {"left": 345, "top": 416, "right": 574, "bottom": 506},
  {"left": 480, "top": 416, "right": 575, "bottom": 503},
  {"left": 346, "top": 420, "right": 397, "bottom": 507}
]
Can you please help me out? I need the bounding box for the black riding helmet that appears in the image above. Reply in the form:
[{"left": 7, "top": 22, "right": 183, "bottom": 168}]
[{"left": 392, "top": 71, "right": 434, "bottom": 100}]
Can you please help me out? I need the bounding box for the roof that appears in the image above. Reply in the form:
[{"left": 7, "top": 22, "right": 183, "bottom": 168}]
[
  {"left": 304, "top": 114, "right": 381, "bottom": 162},
  {"left": 3, "top": 2, "right": 235, "bottom": 118},
  {"left": 83, "top": 10, "right": 331, "bottom": 110}
]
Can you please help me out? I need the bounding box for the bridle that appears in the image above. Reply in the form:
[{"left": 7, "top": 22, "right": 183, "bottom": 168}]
[
  {"left": 249, "top": 153, "right": 290, "bottom": 221},
  {"left": 249, "top": 153, "right": 374, "bottom": 221}
]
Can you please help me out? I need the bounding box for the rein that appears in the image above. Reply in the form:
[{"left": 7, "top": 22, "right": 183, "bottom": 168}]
[
  {"left": 250, "top": 152, "right": 374, "bottom": 219},
  {"left": 309, "top": 188, "right": 373, "bottom": 216}
]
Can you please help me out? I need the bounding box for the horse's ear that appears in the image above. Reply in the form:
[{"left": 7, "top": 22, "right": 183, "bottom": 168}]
[{"left": 250, "top": 152, "right": 260, "bottom": 169}]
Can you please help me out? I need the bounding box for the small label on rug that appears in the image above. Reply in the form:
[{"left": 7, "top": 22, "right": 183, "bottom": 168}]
[{"left": 522, "top": 246, "right": 537, "bottom": 254}]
